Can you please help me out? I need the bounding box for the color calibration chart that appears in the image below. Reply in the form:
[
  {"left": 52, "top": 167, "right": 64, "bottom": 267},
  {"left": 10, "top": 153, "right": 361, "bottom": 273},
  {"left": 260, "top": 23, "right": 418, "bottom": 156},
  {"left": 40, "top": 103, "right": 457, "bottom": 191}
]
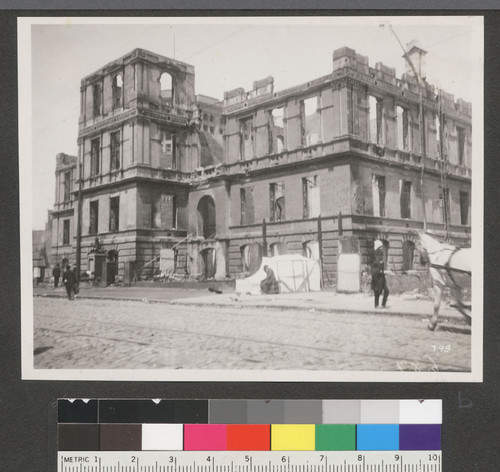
[{"left": 57, "top": 399, "right": 442, "bottom": 472}]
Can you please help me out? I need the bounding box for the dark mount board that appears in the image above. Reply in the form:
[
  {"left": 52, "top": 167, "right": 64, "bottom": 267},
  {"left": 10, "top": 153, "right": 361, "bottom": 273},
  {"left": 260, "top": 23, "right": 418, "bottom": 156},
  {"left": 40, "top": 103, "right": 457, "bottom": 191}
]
[{"left": 1, "top": 7, "right": 499, "bottom": 472}]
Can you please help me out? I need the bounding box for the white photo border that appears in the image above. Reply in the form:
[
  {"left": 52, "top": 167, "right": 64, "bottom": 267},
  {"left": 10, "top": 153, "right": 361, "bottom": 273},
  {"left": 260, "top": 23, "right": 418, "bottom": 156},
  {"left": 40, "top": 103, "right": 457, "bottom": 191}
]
[{"left": 19, "top": 15, "right": 484, "bottom": 382}]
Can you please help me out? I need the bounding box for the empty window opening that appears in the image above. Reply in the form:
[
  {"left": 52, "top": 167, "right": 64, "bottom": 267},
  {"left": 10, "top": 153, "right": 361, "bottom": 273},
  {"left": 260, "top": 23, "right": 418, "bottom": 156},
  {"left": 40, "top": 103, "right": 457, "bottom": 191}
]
[
  {"left": 270, "top": 242, "right": 283, "bottom": 257},
  {"left": 302, "top": 176, "right": 320, "bottom": 218},
  {"left": 459, "top": 191, "right": 469, "bottom": 225},
  {"left": 240, "top": 242, "right": 263, "bottom": 274},
  {"left": 170, "top": 195, "right": 177, "bottom": 229},
  {"left": 270, "top": 182, "right": 285, "bottom": 222},
  {"left": 203, "top": 113, "right": 208, "bottom": 121},
  {"left": 440, "top": 187, "right": 450, "bottom": 224},
  {"left": 63, "top": 219, "right": 70, "bottom": 245},
  {"left": 151, "top": 194, "right": 161, "bottom": 229},
  {"left": 160, "top": 72, "right": 174, "bottom": 107},
  {"left": 197, "top": 195, "right": 216, "bottom": 239},
  {"left": 400, "top": 180, "right": 412, "bottom": 219},
  {"left": 369, "top": 96, "right": 383, "bottom": 145},
  {"left": 152, "top": 193, "right": 177, "bottom": 229},
  {"left": 92, "top": 84, "right": 101, "bottom": 118},
  {"left": 435, "top": 113, "right": 442, "bottom": 159},
  {"left": 240, "top": 187, "right": 255, "bottom": 226},
  {"left": 110, "top": 131, "right": 121, "bottom": 171},
  {"left": 302, "top": 240, "right": 319, "bottom": 260},
  {"left": 210, "top": 115, "right": 214, "bottom": 122},
  {"left": 457, "top": 126, "right": 465, "bottom": 166},
  {"left": 90, "top": 138, "right": 100, "bottom": 176},
  {"left": 396, "top": 106, "right": 409, "bottom": 150},
  {"left": 210, "top": 126, "right": 214, "bottom": 134},
  {"left": 372, "top": 175, "right": 386, "bottom": 217},
  {"left": 240, "top": 117, "right": 254, "bottom": 160},
  {"left": 402, "top": 240, "right": 415, "bottom": 272},
  {"left": 89, "top": 200, "right": 99, "bottom": 235},
  {"left": 109, "top": 196, "right": 120, "bottom": 232},
  {"left": 301, "top": 96, "right": 320, "bottom": 146},
  {"left": 112, "top": 75, "right": 123, "bottom": 109},
  {"left": 159, "top": 129, "right": 176, "bottom": 169},
  {"left": 268, "top": 107, "right": 285, "bottom": 154},
  {"left": 63, "top": 171, "right": 71, "bottom": 201}
]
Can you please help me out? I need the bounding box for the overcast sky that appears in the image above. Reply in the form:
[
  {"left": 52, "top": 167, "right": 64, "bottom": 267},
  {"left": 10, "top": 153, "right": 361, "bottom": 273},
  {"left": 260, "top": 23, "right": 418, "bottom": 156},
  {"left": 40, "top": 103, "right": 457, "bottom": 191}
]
[{"left": 22, "top": 16, "right": 482, "bottom": 230}]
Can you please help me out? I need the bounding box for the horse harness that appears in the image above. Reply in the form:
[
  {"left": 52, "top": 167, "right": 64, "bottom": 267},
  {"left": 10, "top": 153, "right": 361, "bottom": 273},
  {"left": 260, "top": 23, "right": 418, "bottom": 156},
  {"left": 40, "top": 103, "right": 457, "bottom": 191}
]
[{"left": 429, "top": 247, "right": 471, "bottom": 288}]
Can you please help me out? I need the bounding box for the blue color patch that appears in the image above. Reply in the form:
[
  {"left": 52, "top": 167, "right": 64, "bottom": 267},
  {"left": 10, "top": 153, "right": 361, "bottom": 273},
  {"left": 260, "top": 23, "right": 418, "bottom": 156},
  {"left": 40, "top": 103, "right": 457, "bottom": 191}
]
[{"left": 357, "top": 424, "right": 399, "bottom": 451}]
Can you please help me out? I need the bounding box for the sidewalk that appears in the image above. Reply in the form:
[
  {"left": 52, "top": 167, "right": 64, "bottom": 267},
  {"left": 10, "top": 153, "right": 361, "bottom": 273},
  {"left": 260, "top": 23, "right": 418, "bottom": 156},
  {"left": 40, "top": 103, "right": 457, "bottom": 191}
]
[{"left": 33, "top": 285, "right": 464, "bottom": 321}]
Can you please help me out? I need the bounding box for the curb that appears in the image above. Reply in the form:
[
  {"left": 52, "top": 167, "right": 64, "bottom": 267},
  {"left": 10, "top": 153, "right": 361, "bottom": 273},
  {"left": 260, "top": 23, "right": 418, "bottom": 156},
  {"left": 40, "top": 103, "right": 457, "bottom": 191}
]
[
  {"left": 169, "top": 299, "right": 465, "bottom": 322},
  {"left": 35, "top": 292, "right": 466, "bottom": 323}
]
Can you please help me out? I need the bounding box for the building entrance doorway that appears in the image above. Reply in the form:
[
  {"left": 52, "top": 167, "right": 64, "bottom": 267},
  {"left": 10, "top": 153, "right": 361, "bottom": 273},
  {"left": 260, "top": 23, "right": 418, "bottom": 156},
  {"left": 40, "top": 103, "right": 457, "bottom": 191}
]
[
  {"left": 106, "top": 250, "right": 119, "bottom": 285},
  {"left": 197, "top": 195, "right": 216, "bottom": 239},
  {"left": 200, "top": 248, "right": 216, "bottom": 279}
]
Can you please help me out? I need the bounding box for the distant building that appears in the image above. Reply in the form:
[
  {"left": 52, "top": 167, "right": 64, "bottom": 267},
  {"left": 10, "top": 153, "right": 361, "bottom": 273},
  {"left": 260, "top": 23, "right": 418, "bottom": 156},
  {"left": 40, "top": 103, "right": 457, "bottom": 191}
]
[
  {"left": 51, "top": 153, "right": 78, "bottom": 269},
  {"left": 51, "top": 46, "right": 471, "bottom": 287}
]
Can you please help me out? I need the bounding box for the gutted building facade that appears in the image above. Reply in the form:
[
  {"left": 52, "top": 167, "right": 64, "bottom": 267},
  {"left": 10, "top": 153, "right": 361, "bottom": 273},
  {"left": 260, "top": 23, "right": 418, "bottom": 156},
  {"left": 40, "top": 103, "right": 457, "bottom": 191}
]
[{"left": 51, "top": 46, "right": 472, "bottom": 286}]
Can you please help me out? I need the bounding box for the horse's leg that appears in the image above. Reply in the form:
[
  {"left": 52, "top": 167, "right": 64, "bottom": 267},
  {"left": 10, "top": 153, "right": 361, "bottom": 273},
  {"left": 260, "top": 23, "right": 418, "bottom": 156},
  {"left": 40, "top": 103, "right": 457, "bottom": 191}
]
[
  {"left": 428, "top": 286, "right": 442, "bottom": 331},
  {"left": 452, "top": 288, "right": 471, "bottom": 325}
]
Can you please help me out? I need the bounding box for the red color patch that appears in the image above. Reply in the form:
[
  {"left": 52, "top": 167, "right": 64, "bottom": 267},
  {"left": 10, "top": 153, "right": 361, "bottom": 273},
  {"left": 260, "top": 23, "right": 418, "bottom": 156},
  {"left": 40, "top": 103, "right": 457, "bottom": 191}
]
[{"left": 227, "top": 424, "right": 270, "bottom": 451}]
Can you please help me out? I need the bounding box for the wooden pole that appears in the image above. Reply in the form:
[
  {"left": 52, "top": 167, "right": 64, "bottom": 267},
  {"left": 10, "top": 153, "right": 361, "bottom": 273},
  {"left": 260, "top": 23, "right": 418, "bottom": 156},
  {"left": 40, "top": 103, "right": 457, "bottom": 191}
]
[
  {"left": 317, "top": 214, "right": 324, "bottom": 289},
  {"left": 262, "top": 218, "right": 267, "bottom": 257}
]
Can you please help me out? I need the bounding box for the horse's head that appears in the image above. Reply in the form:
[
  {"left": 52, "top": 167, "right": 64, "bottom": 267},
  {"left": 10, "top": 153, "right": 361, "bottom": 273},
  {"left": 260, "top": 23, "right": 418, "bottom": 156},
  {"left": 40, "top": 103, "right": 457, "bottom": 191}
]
[{"left": 415, "top": 232, "right": 433, "bottom": 266}]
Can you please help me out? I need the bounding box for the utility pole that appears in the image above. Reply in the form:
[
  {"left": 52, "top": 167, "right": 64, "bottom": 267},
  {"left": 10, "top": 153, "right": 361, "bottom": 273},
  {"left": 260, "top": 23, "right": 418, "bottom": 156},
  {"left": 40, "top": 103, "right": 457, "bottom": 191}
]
[{"left": 382, "top": 24, "right": 428, "bottom": 232}]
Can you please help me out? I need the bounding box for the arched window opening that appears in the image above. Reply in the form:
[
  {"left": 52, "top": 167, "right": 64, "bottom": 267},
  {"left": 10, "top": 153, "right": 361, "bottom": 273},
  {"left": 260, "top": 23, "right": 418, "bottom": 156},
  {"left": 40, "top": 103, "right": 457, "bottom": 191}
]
[
  {"left": 112, "top": 75, "right": 123, "bottom": 109},
  {"left": 302, "top": 240, "right": 319, "bottom": 260},
  {"left": 402, "top": 240, "right": 415, "bottom": 272},
  {"left": 240, "top": 242, "right": 263, "bottom": 275},
  {"left": 197, "top": 195, "right": 216, "bottom": 239},
  {"left": 160, "top": 72, "right": 174, "bottom": 108}
]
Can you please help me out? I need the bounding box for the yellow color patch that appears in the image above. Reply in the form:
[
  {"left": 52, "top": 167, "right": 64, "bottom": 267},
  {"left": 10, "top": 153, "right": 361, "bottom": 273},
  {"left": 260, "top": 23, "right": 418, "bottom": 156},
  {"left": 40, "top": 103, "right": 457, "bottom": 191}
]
[{"left": 271, "top": 424, "right": 316, "bottom": 451}]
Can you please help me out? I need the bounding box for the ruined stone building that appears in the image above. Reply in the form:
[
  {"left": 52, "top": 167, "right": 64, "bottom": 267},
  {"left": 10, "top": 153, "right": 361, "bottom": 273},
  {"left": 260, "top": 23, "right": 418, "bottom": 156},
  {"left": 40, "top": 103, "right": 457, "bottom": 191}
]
[{"left": 50, "top": 46, "right": 472, "bottom": 286}]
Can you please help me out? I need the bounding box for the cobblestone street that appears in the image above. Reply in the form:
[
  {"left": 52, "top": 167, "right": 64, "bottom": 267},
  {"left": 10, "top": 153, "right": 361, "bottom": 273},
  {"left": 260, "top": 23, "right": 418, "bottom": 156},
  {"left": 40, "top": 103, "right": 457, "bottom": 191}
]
[{"left": 33, "top": 297, "right": 471, "bottom": 372}]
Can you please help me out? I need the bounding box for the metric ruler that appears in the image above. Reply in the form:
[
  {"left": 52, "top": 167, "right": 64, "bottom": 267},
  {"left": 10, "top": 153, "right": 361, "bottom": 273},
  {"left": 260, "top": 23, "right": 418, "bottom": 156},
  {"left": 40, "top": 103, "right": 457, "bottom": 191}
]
[{"left": 58, "top": 451, "right": 442, "bottom": 472}]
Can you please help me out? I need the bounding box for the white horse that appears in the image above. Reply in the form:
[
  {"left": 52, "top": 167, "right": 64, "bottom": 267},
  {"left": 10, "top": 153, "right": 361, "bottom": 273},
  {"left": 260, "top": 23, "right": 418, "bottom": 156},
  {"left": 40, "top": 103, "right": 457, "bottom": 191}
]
[{"left": 416, "top": 232, "right": 471, "bottom": 331}]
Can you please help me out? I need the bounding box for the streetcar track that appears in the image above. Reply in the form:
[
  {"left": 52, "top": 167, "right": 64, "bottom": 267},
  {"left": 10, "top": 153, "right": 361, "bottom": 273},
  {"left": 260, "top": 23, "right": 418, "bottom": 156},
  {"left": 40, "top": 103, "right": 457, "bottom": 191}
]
[
  {"left": 34, "top": 316, "right": 471, "bottom": 371},
  {"left": 34, "top": 297, "right": 470, "bottom": 338}
]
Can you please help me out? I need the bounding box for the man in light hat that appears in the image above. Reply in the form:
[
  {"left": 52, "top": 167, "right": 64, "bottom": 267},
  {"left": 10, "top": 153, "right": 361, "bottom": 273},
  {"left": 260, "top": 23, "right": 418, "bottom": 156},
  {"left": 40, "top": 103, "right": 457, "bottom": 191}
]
[{"left": 371, "top": 240, "right": 389, "bottom": 308}]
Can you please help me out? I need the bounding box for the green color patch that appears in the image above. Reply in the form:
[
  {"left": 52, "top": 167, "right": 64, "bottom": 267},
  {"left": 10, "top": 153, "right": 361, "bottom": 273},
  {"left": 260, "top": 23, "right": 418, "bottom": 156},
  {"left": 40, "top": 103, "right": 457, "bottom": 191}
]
[{"left": 315, "top": 424, "right": 356, "bottom": 451}]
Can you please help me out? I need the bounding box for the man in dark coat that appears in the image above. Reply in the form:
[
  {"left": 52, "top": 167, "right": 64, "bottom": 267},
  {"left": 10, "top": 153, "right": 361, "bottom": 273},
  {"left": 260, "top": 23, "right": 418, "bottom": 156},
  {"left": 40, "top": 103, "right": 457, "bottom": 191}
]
[
  {"left": 52, "top": 264, "right": 61, "bottom": 288},
  {"left": 62, "top": 265, "right": 77, "bottom": 300},
  {"left": 260, "top": 265, "right": 278, "bottom": 294},
  {"left": 371, "top": 247, "right": 389, "bottom": 308}
]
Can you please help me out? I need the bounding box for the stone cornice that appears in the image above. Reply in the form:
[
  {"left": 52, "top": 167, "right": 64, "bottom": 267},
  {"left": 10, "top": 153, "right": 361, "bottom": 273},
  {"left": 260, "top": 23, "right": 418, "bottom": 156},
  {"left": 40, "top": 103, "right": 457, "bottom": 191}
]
[{"left": 78, "top": 108, "right": 190, "bottom": 139}]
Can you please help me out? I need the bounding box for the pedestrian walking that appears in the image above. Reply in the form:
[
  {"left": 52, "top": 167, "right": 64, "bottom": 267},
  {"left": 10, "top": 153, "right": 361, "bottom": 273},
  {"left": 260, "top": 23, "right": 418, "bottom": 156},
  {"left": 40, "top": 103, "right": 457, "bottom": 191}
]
[
  {"left": 62, "top": 265, "right": 77, "bottom": 300},
  {"left": 371, "top": 242, "right": 389, "bottom": 308},
  {"left": 52, "top": 264, "right": 61, "bottom": 288}
]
